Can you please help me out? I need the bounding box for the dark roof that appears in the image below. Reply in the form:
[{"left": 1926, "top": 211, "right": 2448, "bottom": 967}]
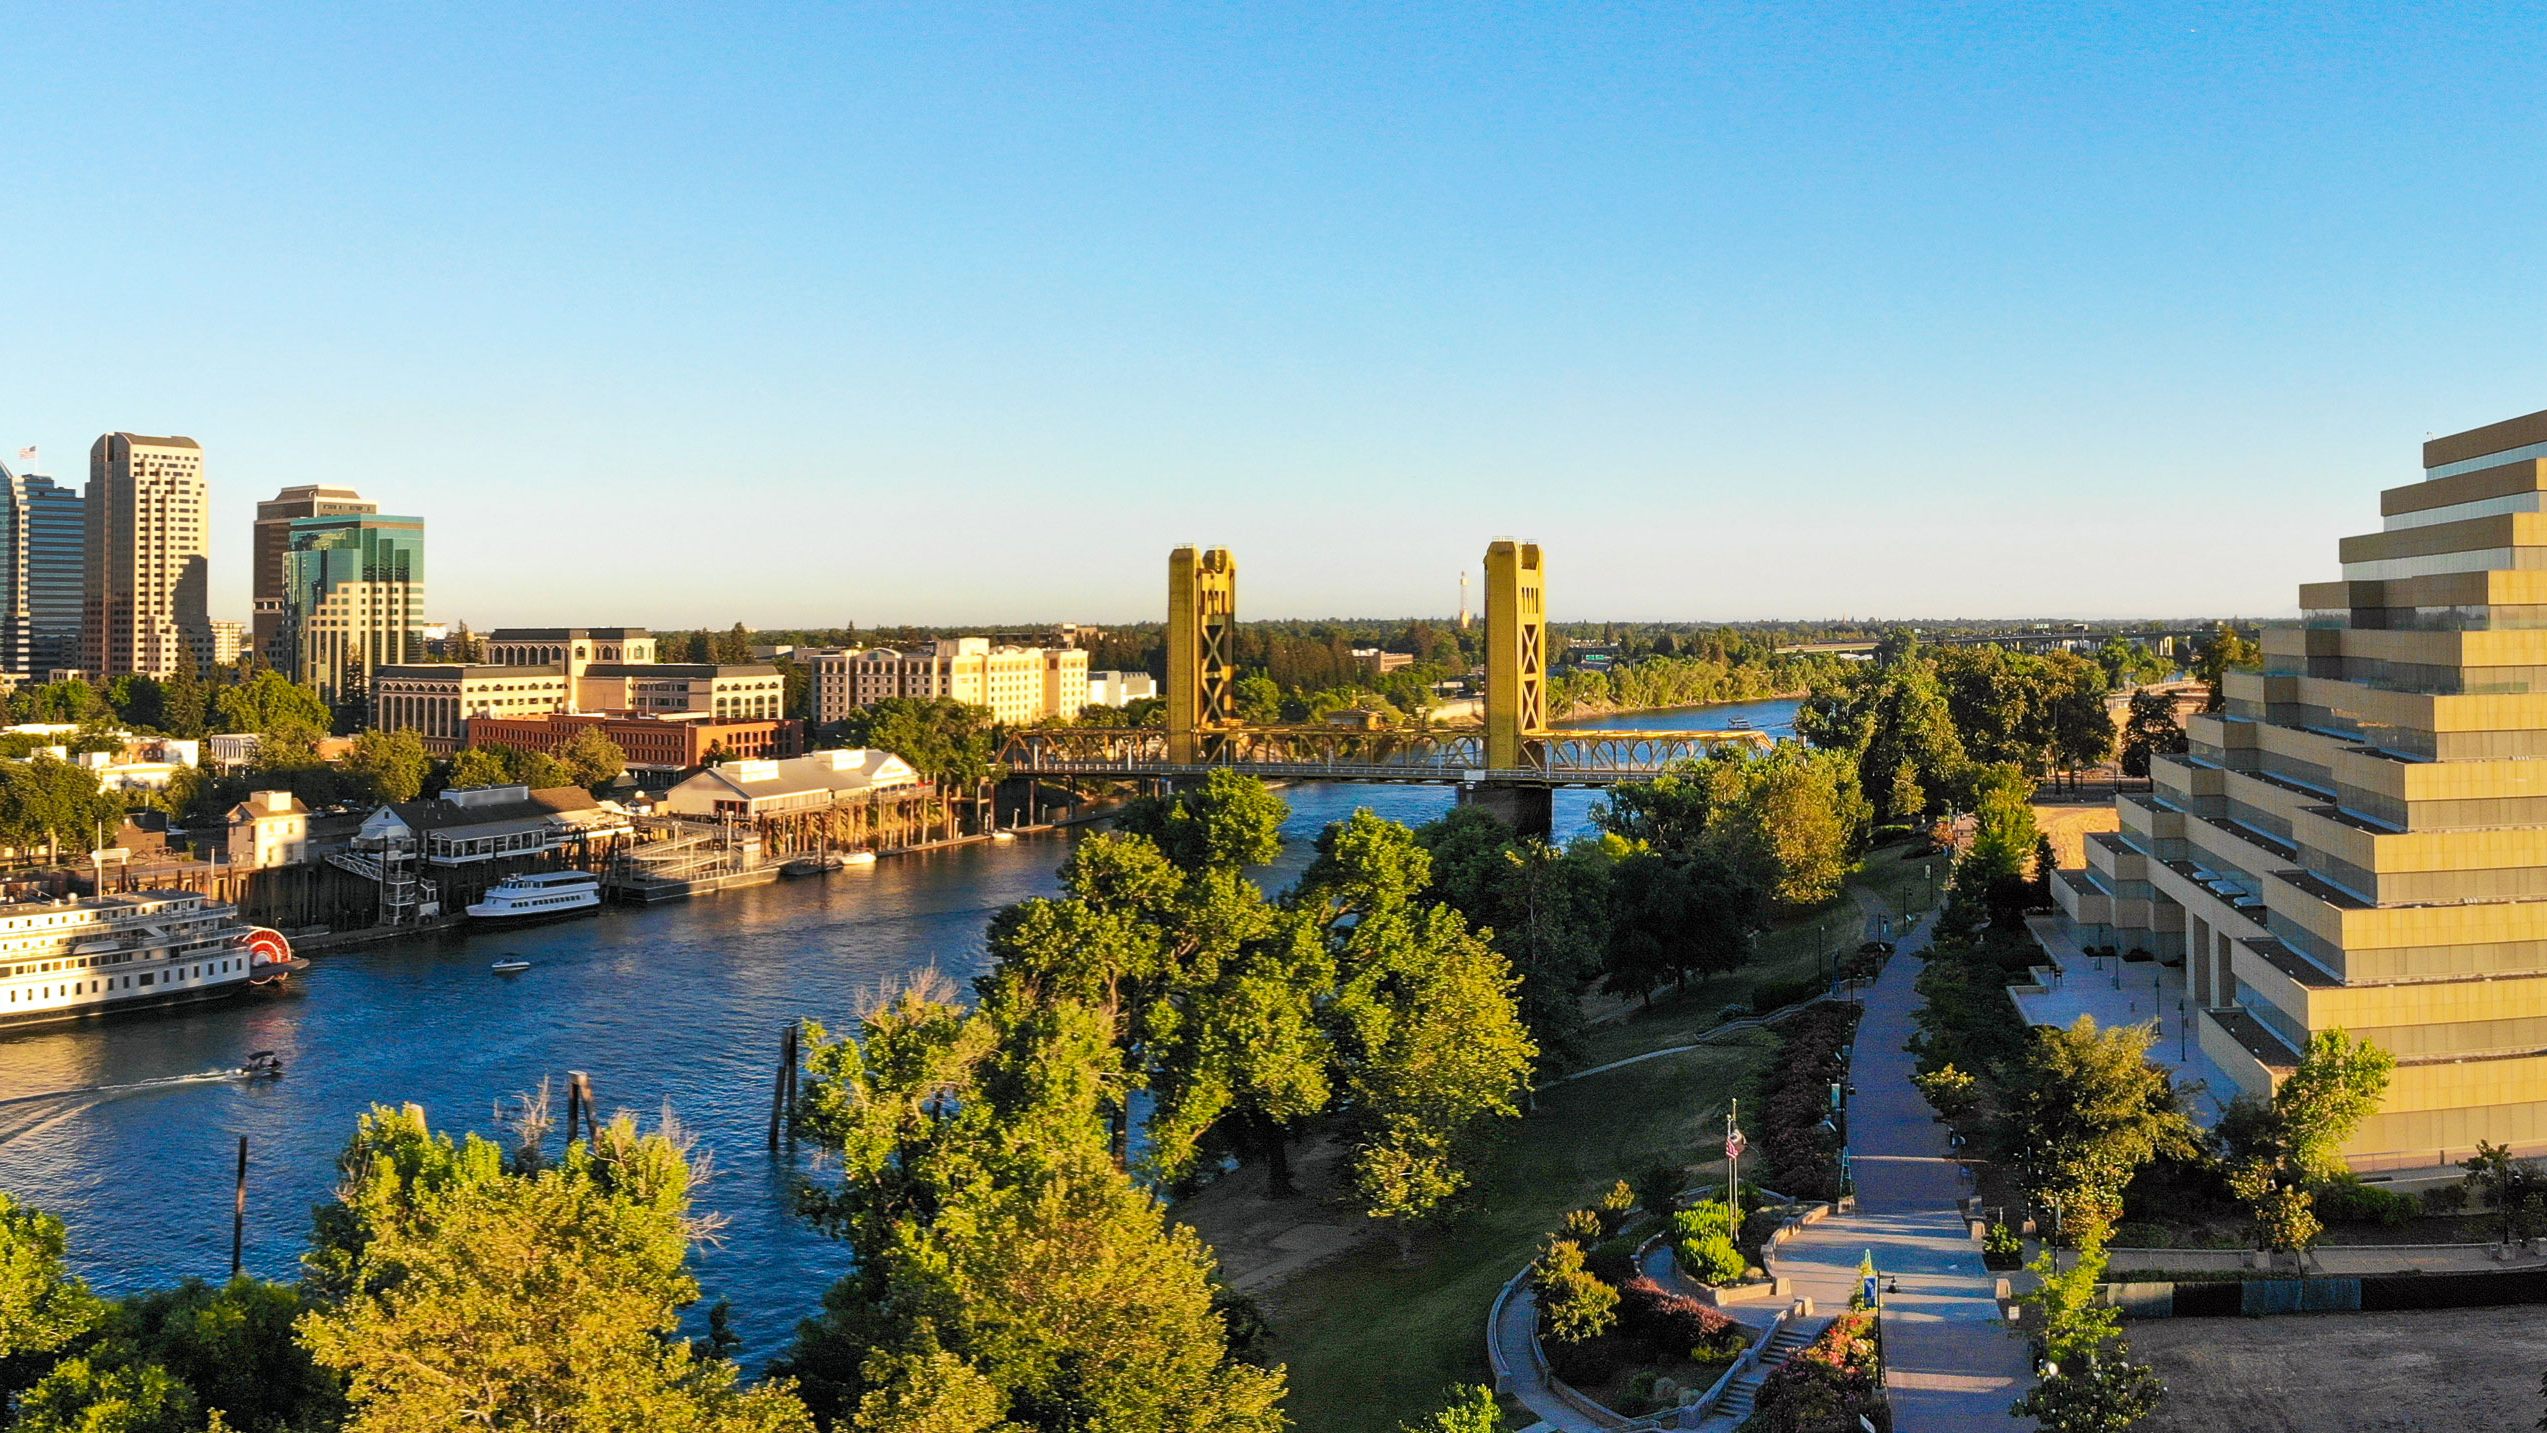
[
  {"left": 488, "top": 628, "right": 651, "bottom": 641},
  {"left": 390, "top": 786, "right": 599, "bottom": 832}
]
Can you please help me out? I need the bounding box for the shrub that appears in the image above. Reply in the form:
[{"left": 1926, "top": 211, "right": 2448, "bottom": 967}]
[
  {"left": 1597, "top": 1179, "right": 1638, "bottom": 1236},
  {"left": 1635, "top": 1164, "right": 1685, "bottom": 1222},
  {"left": 2315, "top": 1175, "right": 2417, "bottom": 1230},
  {"left": 2422, "top": 1183, "right": 2470, "bottom": 1216},
  {"left": 1911, "top": 1063, "right": 1978, "bottom": 1121},
  {"left": 1672, "top": 1205, "right": 1747, "bottom": 1286},
  {"left": 1759, "top": 1004, "right": 1860, "bottom": 1200},
  {"left": 1982, "top": 1222, "right": 2023, "bottom": 1268},
  {"left": 1752, "top": 974, "right": 1823, "bottom": 1011},
  {"left": 1583, "top": 1232, "right": 1642, "bottom": 1287},
  {"left": 1532, "top": 1238, "right": 1617, "bottom": 1345},
  {"left": 1614, "top": 1276, "right": 1750, "bottom": 1367},
  {"left": 1560, "top": 1207, "right": 1603, "bottom": 1241}
]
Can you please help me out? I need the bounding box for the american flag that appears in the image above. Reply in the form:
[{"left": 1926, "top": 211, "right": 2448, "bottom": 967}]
[
  {"left": 1725, "top": 1128, "right": 1747, "bottom": 1161},
  {"left": 13, "top": 447, "right": 32, "bottom": 465}
]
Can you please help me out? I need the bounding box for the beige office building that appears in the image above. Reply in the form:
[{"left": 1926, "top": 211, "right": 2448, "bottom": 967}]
[
  {"left": 372, "top": 665, "right": 572, "bottom": 755},
  {"left": 252, "top": 485, "right": 375, "bottom": 665},
  {"left": 83, "top": 433, "right": 211, "bottom": 679},
  {"left": 2060, "top": 405, "right": 2547, "bottom": 1173},
  {"left": 808, "top": 639, "right": 1089, "bottom": 726}
]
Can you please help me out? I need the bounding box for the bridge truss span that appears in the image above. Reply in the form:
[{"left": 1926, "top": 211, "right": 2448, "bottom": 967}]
[{"left": 997, "top": 725, "right": 1769, "bottom": 787}]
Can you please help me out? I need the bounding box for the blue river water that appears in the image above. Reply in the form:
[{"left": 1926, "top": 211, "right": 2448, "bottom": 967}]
[{"left": 0, "top": 697, "right": 1795, "bottom": 1359}]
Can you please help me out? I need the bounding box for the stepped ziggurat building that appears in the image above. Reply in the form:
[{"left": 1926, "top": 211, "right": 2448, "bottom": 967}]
[{"left": 2060, "top": 405, "right": 2547, "bottom": 1175}]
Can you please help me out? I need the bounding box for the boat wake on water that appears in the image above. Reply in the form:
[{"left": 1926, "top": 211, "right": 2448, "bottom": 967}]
[{"left": 0, "top": 1056, "right": 284, "bottom": 1113}]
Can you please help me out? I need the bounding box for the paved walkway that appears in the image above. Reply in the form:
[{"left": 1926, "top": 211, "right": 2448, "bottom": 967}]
[
  {"left": 1764, "top": 907, "right": 2036, "bottom": 1431},
  {"left": 1491, "top": 1280, "right": 1626, "bottom": 1432},
  {"left": 2015, "top": 916, "right": 2239, "bottom": 1122}
]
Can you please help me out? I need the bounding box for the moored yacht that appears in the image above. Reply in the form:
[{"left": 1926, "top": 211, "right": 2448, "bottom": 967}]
[
  {"left": 465, "top": 870, "right": 603, "bottom": 924},
  {"left": 0, "top": 891, "right": 302, "bottom": 1030}
]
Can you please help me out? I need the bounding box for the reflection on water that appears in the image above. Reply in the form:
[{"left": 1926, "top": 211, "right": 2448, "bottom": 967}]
[{"left": 0, "top": 698, "right": 1795, "bottom": 1356}]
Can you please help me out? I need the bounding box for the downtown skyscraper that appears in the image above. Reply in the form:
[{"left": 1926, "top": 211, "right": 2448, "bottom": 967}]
[{"left": 82, "top": 432, "right": 211, "bottom": 680}]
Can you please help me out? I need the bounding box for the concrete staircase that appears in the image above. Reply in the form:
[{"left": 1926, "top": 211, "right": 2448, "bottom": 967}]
[{"left": 1706, "top": 1317, "right": 1823, "bottom": 1427}]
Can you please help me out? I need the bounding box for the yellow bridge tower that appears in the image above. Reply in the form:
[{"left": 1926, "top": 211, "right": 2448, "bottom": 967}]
[
  {"left": 1166, "top": 545, "right": 1239, "bottom": 765},
  {"left": 1482, "top": 538, "right": 1547, "bottom": 771}
]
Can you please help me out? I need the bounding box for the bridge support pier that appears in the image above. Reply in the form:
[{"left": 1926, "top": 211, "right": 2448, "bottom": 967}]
[{"left": 1458, "top": 782, "right": 1553, "bottom": 840}]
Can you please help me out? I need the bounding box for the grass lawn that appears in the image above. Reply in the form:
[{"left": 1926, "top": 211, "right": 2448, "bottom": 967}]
[
  {"left": 1571, "top": 845, "right": 1944, "bottom": 1072},
  {"left": 1257, "top": 1034, "right": 1775, "bottom": 1433}
]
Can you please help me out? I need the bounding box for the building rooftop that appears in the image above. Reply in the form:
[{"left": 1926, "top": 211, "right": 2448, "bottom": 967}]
[
  {"left": 375, "top": 663, "right": 566, "bottom": 679},
  {"left": 487, "top": 628, "right": 651, "bottom": 641},
  {"left": 585, "top": 663, "right": 778, "bottom": 679}
]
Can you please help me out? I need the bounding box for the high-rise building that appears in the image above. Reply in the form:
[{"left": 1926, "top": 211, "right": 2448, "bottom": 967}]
[
  {"left": 83, "top": 433, "right": 210, "bottom": 680},
  {"left": 2058, "top": 404, "right": 2547, "bottom": 1175},
  {"left": 208, "top": 620, "right": 247, "bottom": 667},
  {"left": 0, "top": 459, "right": 87, "bottom": 677},
  {"left": 253, "top": 485, "right": 374, "bottom": 666},
  {"left": 280, "top": 513, "right": 425, "bottom": 712}
]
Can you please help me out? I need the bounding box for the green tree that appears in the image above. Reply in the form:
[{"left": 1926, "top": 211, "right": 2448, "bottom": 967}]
[
  {"left": 2191, "top": 625, "right": 2262, "bottom": 713},
  {"left": 10, "top": 1357, "right": 199, "bottom": 1433},
  {"left": 1233, "top": 673, "right": 1284, "bottom": 726},
  {"left": 555, "top": 727, "right": 629, "bottom": 791},
  {"left": 14, "top": 1276, "right": 341, "bottom": 1433},
  {"left": 0, "top": 1190, "right": 99, "bottom": 1362},
  {"left": 212, "top": 671, "right": 331, "bottom": 736},
  {"left": 2001, "top": 1017, "right": 2199, "bottom": 1247},
  {"left": 344, "top": 729, "right": 431, "bottom": 805},
  {"left": 783, "top": 987, "right": 1287, "bottom": 1432},
  {"left": 1305, "top": 814, "right": 1537, "bottom": 1223},
  {"left": 2227, "top": 1159, "right": 2321, "bottom": 1272},
  {"left": 836, "top": 698, "right": 1000, "bottom": 788},
  {"left": 445, "top": 743, "right": 573, "bottom": 792},
  {"left": 1797, "top": 653, "right": 1967, "bottom": 825},
  {"left": 297, "top": 1103, "right": 812, "bottom": 1433},
  {"left": 2272, "top": 1028, "right": 2394, "bottom": 1184},
  {"left": 1417, "top": 808, "right": 1612, "bottom": 1069},
  {"left": 1111, "top": 767, "right": 1287, "bottom": 873},
  {"left": 2046, "top": 654, "right": 2115, "bottom": 790},
  {"left": 2119, "top": 689, "right": 2186, "bottom": 779}
]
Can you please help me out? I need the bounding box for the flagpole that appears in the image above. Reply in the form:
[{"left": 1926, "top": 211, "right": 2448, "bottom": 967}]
[{"left": 1727, "top": 1098, "right": 1740, "bottom": 1230}]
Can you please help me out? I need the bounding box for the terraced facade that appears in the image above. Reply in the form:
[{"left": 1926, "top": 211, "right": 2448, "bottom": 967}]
[{"left": 2058, "top": 406, "right": 2547, "bottom": 1173}]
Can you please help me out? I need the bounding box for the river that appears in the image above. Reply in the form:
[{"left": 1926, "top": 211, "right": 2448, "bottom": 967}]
[{"left": 0, "top": 697, "right": 1796, "bottom": 1357}]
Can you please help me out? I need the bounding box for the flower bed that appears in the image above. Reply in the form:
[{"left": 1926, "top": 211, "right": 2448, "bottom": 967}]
[
  {"left": 1542, "top": 1274, "right": 1752, "bottom": 1417},
  {"left": 1743, "top": 1311, "right": 1889, "bottom": 1432},
  {"left": 1758, "top": 1003, "right": 1861, "bottom": 1201}
]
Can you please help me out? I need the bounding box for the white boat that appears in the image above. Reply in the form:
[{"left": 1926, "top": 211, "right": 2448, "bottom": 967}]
[
  {"left": 990, "top": 830, "right": 1017, "bottom": 843},
  {"left": 491, "top": 958, "right": 532, "bottom": 974},
  {"left": 465, "top": 871, "right": 603, "bottom": 924},
  {"left": 841, "top": 850, "right": 878, "bottom": 867},
  {"left": 0, "top": 892, "right": 302, "bottom": 1031}
]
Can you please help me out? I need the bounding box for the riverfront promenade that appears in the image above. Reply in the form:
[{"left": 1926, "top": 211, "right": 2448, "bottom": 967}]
[{"left": 1765, "top": 906, "right": 2036, "bottom": 1431}]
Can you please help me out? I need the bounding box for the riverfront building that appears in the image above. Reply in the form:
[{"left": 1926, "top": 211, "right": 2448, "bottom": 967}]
[
  {"left": 657, "top": 747, "right": 920, "bottom": 820},
  {"left": 253, "top": 485, "right": 375, "bottom": 666},
  {"left": 2057, "top": 405, "right": 2547, "bottom": 1173},
  {"left": 280, "top": 513, "right": 425, "bottom": 712},
  {"left": 807, "top": 639, "right": 1089, "bottom": 726},
  {"left": 464, "top": 712, "right": 802, "bottom": 774},
  {"left": 83, "top": 433, "right": 211, "bottom": 680},
  {"left": 373, "top": 665, "right": 572, "bottom": 755}
]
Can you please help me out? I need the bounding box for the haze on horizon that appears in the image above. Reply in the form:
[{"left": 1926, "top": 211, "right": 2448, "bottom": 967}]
[{"left": 6, "top": 4, "right": 2546, "bottom": 629}]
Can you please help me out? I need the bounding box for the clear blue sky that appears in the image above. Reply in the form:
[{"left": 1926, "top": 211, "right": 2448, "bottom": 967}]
[{"left": 7, "top": 3, "right": 2546, "bottom": 627}]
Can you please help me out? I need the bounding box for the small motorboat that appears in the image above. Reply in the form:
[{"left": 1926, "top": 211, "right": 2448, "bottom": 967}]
[
  {"left": 841, "top": 850, "right": 879, "bottom": 867},
  {"left": 782, "top": 854, "right": 843, "bottom": 878},
  {"left": 491, "top": 958, "right": 532, "bottom": 974},
  {"left": 990, "top": 830, "right": 1017, "bottom": 843},
  {"left": 240, "top": 1050, "right": 284, "bottom": 1080},
  {"left": 1727, "top": 717, "right": 1756, "bottom": 730}
]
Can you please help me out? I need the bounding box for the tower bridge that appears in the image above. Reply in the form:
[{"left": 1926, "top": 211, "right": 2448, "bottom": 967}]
[{"left": 997, "top": 539, "right": 1766, "bottom": 834}]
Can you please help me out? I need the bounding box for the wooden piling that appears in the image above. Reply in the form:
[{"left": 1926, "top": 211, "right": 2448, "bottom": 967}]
[
  {"left": 230, "top": 1135, "right": 248, "bottom": 1280},
  {"left": 565, "top": 1069, "right": 592, "bottom": 1144},
  {"left": 768, "top": 1021, "right": 798, "bottom": 1149}
]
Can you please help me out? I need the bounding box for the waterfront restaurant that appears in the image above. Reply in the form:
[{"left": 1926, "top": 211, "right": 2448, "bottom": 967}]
[
  {"left": 658, "top": 749, "right": 921, "bottom": 821},
  {"left": 354, "top": 785, "right": 632, "bottom": 867}
]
